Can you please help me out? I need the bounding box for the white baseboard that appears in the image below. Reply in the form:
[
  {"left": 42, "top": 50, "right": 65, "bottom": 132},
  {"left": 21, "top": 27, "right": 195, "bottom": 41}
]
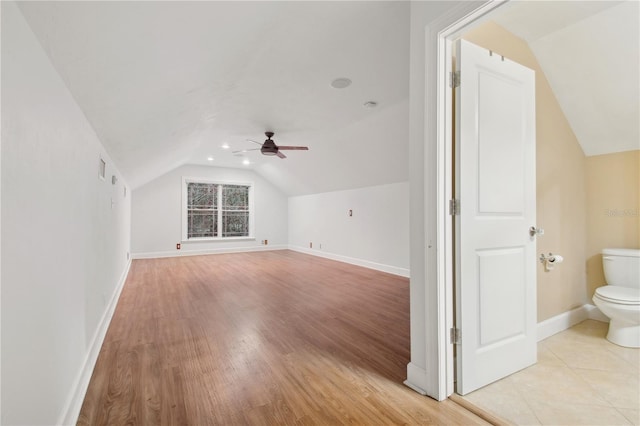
[
  {"left": 58, "top": 259, "right": 131, "bottom": 425},
  {"left": 585, "top": 303, "right": 610, "bottom": 323},
  {"left": 537, "top": 303, "right": 608, "bottom": 342},
  {"left": 405, "top": 362, "right": 429, "bottom": 396},
  {"left": 132, "top": 244, "right": 288, "bottom": 259},
  {"left": 288, "top": 245, "right": 410, "bottom": 278}
]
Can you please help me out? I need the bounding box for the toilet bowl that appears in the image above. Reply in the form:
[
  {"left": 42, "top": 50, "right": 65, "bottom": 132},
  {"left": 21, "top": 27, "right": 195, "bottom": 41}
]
[{"left": 592, "top": 248, "right": 640, "bottom": 348}]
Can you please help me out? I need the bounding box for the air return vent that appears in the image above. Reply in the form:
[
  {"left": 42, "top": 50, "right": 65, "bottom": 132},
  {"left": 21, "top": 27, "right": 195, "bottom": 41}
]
[{"left": 98, "top": 157, "right": 106, "bottom": 180}]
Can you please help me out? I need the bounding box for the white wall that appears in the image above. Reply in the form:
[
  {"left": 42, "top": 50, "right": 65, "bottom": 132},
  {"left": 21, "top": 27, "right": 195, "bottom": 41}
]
[
  {"left": 288, "top": 182, "right": 409, "bottom": 277},
  {"left": 132, "top": 164, "right": 288, "bottom": 257},
  {"left": 1, "top": 2, "right": 132, "bottom": 425},
  {"left": 0, "top": 1, "right": 3, "bottom": 420},
  {"left": 0, "top": 1, "right": 4, "bottom": 420}
]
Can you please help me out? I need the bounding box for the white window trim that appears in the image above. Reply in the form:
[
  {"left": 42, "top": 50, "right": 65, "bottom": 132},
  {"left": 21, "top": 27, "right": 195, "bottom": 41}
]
[{"left": 181, "top": 177, "right": 255, "bottom": 242}]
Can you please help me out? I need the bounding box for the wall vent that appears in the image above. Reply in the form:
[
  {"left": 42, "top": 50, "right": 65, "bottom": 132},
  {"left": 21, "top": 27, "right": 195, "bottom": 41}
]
[{"left": 98, "top": 157, "right": 106, "bottom": 180}]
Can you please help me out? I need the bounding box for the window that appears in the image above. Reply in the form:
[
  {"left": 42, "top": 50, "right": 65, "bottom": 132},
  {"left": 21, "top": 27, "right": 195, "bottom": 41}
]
[
  {"left": 221, "top": 184, "right": 250, "bottom": 237},
  {"left": 187, "top": 182, "right": 218, "bottom": 238},
  {"left": 183, "top": 179, "right": 253, "bottom": 241}
]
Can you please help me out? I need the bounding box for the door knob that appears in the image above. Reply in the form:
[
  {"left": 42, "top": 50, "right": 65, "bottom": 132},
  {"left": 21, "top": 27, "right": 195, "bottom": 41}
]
[{"left": 529, "top": 226, "right": 544, "bottom": 237}]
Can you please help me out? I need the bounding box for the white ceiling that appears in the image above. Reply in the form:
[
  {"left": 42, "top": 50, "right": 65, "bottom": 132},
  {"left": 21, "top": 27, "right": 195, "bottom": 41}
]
[
  {"left": 17, "top": 1, "right": 410, "bottom": 195},
  {"left": 493, "top": 0, "right": 639, "bottom": 156},
  {"left": 15, "top": 1, "right": 639, "bottom": 195}
]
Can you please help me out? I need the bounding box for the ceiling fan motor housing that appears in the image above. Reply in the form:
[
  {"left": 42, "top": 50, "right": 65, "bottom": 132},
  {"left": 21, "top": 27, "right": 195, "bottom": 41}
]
[
  {"left": 261, "top": 139, "right": 278, "bottom": 155},
  {"left": 261, "top": 131, "right": 278, "bottom": 155}
]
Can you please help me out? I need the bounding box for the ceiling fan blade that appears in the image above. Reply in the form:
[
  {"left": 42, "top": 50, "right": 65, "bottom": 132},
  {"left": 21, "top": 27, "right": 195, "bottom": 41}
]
[
  {"left": 278, "top": 146, "right": 309, "bottom": 151},
  {"left": 232, "top": 148, "right": 260, "bottom": 155},
  {"left": 233, "top": 148, "right": 260, "bottom": 153},
  {"left": 276, "top": 151, "right": 287, "bottom": 159},
  {"left": 246, "top": 139, "right": 264, "bottom": 146}
]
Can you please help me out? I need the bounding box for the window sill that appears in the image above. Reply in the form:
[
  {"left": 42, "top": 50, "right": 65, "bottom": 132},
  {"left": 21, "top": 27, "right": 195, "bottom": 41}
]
[{"left": 182, "top": 237, "right": 256, "bottom": 243}]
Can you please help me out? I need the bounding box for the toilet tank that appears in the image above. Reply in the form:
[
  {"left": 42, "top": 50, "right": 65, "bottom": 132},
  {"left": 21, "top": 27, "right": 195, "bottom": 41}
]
[{"left": 602, "top": 248, "right": 640, "bottom": 288}]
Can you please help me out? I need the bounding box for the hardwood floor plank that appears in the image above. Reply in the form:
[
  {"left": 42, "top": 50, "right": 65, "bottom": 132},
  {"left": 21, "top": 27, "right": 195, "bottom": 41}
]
[{"left": 79, "top": 250, "right": 487, "bottom": 425}]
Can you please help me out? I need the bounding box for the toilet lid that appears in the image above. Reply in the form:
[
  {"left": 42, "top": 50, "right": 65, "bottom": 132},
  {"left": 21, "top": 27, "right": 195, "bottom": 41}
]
[{"left": 595, "top": 286, "right": 640, "bottom": 305}]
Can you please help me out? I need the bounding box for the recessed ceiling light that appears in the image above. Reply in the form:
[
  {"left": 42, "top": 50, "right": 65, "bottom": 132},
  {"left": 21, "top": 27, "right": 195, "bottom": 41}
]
[
  {"left": 331, "top": 78, "right": 352, "bottom": 89},
  {"left": 207, "top": 156, "right": 214, "bottom": 161},
  {"left": 242, "top": 159, "right": 251, "bottom": 165},
  {"left": 363, "top": 101, "right": 378, "bottom": 109},
  {"left": 221, "top": 143, "right": 230, "bottom": 149}
]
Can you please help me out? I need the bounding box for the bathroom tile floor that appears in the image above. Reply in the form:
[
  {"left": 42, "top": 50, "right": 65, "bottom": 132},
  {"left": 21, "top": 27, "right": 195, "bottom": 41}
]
[{"left": 461, "top": 320, "right": 640, "bottom": 425}]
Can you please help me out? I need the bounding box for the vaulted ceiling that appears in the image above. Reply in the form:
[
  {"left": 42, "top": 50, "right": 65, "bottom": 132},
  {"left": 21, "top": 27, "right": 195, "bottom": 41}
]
[
  {"left": 493, "top": 0, "right": 639, "bottom": 157},
  {"left": 17, "top": 1, "right": 410, "bottom": 195},
  {"left": 16, "top": 1, "right": 639, "bottom": 195}
]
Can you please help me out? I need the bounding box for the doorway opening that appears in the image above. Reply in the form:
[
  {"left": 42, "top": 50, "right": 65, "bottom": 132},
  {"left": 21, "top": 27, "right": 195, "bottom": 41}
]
[{"left": 439, "top": 1, "right": 632, "bottom": 424}]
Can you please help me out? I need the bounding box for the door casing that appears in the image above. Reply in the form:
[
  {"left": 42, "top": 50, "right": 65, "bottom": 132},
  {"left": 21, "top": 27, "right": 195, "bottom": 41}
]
[{"left": 405, "top": 0, "right": 516, "bottom": 401}]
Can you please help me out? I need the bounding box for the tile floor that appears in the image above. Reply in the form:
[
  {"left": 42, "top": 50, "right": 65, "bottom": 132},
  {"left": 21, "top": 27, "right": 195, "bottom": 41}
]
[{"left": 462, "top": 320, "right": 640, "bottom": 425}]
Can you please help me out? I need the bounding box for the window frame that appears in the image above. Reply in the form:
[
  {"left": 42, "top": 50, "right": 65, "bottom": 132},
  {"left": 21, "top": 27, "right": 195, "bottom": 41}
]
[{"left": 181, "top": 177, "right": 255, "bottom": 242}]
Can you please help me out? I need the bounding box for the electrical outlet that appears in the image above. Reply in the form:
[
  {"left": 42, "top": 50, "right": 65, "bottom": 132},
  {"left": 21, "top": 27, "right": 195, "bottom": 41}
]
[{"left": 176, "top": 243, "right": 181, "bottom": 250}]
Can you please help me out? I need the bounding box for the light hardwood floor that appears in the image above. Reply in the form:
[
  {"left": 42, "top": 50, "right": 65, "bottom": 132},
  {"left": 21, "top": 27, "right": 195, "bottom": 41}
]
[{"left": 79, "top": 250, "right": 487, "bottom": 425}]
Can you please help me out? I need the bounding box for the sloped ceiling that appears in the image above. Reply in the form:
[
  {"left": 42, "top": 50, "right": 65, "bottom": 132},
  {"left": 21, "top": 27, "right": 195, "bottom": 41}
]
[
  {"left": 493, "top": 0, "right": 640, "bottom": 156},
  {"left": 16, "top": 1, "right": 639, "bottom": 196},
  {"left": 16, "top": 1, "right": 409, "bottom": 195}
]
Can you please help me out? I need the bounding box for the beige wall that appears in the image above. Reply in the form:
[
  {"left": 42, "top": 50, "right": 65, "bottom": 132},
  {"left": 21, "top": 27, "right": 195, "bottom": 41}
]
[
  {"left": 586, "top": 150, "right": 640, "bottom": 295},
  {"left": 463, "top": 22, "right": 588, "bottom": 322}
]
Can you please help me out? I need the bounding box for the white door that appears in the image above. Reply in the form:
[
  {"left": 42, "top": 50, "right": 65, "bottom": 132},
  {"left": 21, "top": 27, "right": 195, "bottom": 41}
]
[{"left": 454, "top": 39, "right": 537, "bottom": 395}]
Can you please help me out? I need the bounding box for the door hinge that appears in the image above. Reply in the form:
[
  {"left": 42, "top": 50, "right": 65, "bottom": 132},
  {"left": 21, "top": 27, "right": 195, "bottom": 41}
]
[
  {"left": 449, "top": 199, "right": 460, "bottom": 216},
  {"left": 449, "top": 71, "right": 460, "bottom": 88},
  {"left": 450, "top": 327, "right": 461, "bottom": 344}
]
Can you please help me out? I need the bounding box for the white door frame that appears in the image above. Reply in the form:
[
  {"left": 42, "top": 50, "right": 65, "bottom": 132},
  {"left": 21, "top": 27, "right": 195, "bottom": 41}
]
[
  {"left": 405, "top": 0, "right": 515, "bottom": 400},
  {"left": 438, "top": 1, "right": 515, "bottom": 398}
]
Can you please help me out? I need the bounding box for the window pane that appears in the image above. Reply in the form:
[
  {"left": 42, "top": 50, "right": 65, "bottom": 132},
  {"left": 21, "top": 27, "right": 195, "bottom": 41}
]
[
  {"left": 222, "top": 211, "right": 249, "bottom": 237},
  {"left": 188, "top": 183, "right": 217, "bottom": 208},
  {"left": 222, "top": 185, "right": 249, "bottom": 211},
  {"left": 185, "top": 182, "right": 250, "bottom": 239},
  {"left": 188, "top": 209, "right": 217, "bottom": 238}
]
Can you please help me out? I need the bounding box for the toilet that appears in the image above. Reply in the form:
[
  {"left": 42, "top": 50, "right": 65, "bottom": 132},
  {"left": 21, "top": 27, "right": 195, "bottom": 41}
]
[{"left": 592, "top": 248, "right": 640, "bottom": 348}]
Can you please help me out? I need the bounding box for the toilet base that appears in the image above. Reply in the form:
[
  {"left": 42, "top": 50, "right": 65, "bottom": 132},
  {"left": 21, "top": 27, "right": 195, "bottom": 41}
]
[{"left": 606, "top": 320, "right": 640, "bottom": 348}]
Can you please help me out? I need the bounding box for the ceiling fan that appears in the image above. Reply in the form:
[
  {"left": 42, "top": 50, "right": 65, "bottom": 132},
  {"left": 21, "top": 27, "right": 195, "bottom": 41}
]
[{"left": 233, "top": 132, "right": 309, "bottom": 159}]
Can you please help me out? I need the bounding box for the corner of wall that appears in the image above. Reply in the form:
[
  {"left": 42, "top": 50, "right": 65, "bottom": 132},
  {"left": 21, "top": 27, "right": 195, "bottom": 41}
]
[{"left": 585, "top": 150, "right": 640, "bottom": 297}]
